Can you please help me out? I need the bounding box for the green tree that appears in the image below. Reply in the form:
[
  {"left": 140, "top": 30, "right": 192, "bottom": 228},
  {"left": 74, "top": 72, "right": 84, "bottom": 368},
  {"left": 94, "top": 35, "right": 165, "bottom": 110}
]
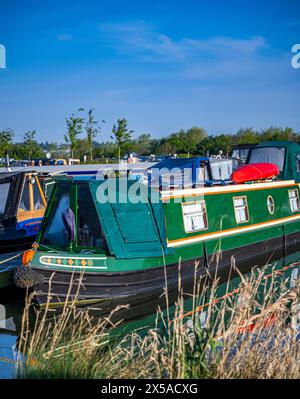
[
  {"left": 85, "top": 109, "right": 105, "bottom": 162},
  {"left": 94, "top": 141, "right": 118, "bottom": 160},
  {"left": 23, "top": 130, "right": 43, "bottom": 161},
  {"left": 64, "top": 108, "right": 85, "bottom": 159},
  {"left": 185, "top": 127, "right": 207, "bottom": 154},
  {"left": 235, "top": 128, "right": 259, "bottom": 145},
  {"left": 134, "top": 133, "right": 152, "bottom": 155},
  {"left": 199, "top": 134, "right": 233, "bottom": 156},
  {"left": 260, "top": 127, "right": 297, "bottom": 142},
  {"left": 0, "top": 128, "right": 14, "bottom": 158},
  {"left": 75, "top": 138, "right": 89, "bottom": 161},
  {"left": 111, "top": 118, "right": 134, "bottom": 162}
]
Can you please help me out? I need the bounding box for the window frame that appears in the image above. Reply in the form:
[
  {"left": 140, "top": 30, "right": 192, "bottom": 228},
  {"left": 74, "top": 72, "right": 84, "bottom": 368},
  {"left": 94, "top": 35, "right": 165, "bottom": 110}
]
[
  {"left": 39, "top": 182, "right": 106, "bottom": 254},
  {"left": 288, "top": 189, "right": 300, "bottom": 213},
  {"left": 181, "top": 200, "right": 208, "bottom": 234},
  {"left": 0, "top": 181, "right": 11, "bottom": 216},
  {"left": 17, "top": 174, "right": 47, "bottom": 222},
  {"left": 296, "top": 153, "right": 300, "bottom": 172},
  {"left": 233, "top": 195, "right": 249, "bottom": 224},
  {"left": 39, "top": 183, "right": 72, "bottom": 248}
]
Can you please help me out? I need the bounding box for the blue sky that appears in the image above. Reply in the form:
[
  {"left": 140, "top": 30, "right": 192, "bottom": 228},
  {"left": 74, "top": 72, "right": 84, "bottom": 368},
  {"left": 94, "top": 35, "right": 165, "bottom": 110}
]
[{"left": 0, "top": 0, "right": 299, "bottom": 142}]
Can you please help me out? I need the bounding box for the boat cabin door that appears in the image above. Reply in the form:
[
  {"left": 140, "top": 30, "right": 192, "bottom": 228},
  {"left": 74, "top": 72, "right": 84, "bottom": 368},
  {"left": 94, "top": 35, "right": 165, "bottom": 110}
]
[{"left": 17, "top": 174, "right": 47, "bottom": 222}]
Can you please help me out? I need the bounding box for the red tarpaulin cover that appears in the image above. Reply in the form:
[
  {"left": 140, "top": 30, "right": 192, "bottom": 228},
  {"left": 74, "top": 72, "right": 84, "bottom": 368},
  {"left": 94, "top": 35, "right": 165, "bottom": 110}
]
[{"left": 231, "top": 163, "right": 279, "bottom": 184}]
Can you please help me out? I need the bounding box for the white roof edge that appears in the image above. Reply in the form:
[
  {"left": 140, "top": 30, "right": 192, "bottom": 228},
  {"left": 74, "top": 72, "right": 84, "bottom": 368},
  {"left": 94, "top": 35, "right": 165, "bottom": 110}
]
[{"left": 160, "top": 180, "right": 297, "bottom": 197}]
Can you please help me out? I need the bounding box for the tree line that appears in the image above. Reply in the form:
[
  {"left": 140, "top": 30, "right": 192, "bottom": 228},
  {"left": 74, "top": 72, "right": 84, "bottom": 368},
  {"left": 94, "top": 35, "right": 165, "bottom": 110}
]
[{"left": 0, "top": 108, "right": 299, "bottom": 163}]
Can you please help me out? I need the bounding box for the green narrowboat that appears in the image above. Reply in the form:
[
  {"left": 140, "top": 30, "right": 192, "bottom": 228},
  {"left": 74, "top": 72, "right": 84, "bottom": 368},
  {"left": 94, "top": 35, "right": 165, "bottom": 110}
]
[{"left": 17, "top": 154, "right": 300, "bottom": 321}]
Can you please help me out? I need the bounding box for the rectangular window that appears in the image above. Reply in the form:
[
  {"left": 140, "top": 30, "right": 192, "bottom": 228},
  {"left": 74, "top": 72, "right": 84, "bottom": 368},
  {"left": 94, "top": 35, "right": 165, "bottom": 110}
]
[
  {"left": 77, "top": 184, "right": 104, "bottom": 248},
  {"left": 233, "top": 196, "right": 249, "bottom": 223},
  {"left": 289, "top": 189, "right": 300, "bottom": 212},
  {"left": 41, "top": 184, "right": 71, "bottom": 246},
  {"left": 19, "top": 180, "right": 30, "bottom": 212},
  {"left": 296, "top": 154, "right": 300, "bottom": 172},
  {"left": 182, "top": 201, "right": 208, "bottom": 233},
  {"left": 32, "top": 177, "right": 45, "bottom": 211},
  {"left": 0, "top": 182, "right": 10, "bottom": 215}
]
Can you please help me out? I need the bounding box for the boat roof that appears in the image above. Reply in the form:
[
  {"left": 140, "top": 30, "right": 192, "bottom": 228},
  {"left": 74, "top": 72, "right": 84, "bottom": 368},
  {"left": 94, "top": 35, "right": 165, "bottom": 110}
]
[
  {"left": 0, "top": 170, "right": 25, "bottom": 181},
  {"left": 148, "top": 157, "right": 209, "bottom": 170},
  {"left": 160, "top": 179, "right": 297, "bottom": 200},
  {"left": 255, "top": 141, "right": 300, "bottom": 153},
  {"left": 0, "top": 162, "right": 157, "bottom": 176},
  {"left": 232, "top": 143, "right": 257, "bottom": 150}
]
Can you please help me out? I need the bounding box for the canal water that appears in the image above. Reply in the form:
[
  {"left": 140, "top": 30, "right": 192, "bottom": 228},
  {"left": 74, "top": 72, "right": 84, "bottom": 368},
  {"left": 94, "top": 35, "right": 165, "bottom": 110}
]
[
  {"left": 0, "top": 287, "right": 163, "bottom": 379},
  {"left": 2, "top": 262, "right": 300, "bottom": 379},
  {"left": 0, "top": 289, "right": 24, "bottom": 378}
]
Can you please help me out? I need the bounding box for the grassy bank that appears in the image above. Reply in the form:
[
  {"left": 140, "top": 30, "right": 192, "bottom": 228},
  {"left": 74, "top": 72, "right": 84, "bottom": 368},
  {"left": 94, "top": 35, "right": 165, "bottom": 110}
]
[{"left": 17, "top": 264, "right": 300, "bottom": 379}]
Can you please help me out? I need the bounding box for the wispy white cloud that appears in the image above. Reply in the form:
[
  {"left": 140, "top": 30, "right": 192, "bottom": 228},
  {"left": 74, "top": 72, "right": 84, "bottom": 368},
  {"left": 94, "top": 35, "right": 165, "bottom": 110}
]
[
  {"left": 56, "top": 33, "right": 73, "bottom": 41},
  {"left": 98, "top": 21, "right": 293, "bottom": 83},
  {"left": 99, "top": 21, "right": 267, "bottom": 63}
]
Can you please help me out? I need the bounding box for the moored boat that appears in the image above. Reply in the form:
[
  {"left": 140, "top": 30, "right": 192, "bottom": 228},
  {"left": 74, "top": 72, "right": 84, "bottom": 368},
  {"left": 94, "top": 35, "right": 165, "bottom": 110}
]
[
  {"left": 0, "top": 171, "right": 48, "bottom": 254},
  {"left": 0, "top": 171, "right": 51, "bottom": 289},
  {"left": 17, "top": 153, "right": 300, "bottom": 321}
]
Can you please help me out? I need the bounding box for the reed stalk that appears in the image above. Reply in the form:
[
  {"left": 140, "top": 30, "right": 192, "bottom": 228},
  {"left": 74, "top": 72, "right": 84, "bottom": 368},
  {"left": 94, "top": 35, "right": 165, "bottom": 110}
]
[{"left": 18, "top": 260, "right": 300, "bottom": 379}]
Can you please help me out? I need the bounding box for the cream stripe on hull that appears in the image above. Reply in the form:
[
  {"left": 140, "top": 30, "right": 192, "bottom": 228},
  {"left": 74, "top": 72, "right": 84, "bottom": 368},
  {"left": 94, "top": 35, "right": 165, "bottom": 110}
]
[
  {"left": 167, "top": 214, "right": 300, "bottom": 248},
  {"left": 161, "top": 180, "right": 298, "bottom": 201}
]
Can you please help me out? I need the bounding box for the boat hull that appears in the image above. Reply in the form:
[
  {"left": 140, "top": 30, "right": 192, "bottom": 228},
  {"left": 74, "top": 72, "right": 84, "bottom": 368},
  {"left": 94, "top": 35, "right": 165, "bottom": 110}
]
[
  {"left": 0, "top": 235, "right": 35, "bottom": 254},
  {"left": 30, "top": 234, "right": 292, "bottom": 321},
  {"left": 0, "top": 251, "right": 22, "bottom": 289}
]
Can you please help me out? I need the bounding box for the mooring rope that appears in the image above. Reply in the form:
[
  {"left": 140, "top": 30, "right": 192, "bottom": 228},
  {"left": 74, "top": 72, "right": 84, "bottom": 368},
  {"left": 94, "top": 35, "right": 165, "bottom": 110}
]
[
  {"left": 0, "top": 356, "right": 17, "bottom": 364},
  {"left": 0, "top": 252, "right": 22, "bottom": 265},
  {"left": 0, "top": 347, "right": 18, "bottom": 364}
]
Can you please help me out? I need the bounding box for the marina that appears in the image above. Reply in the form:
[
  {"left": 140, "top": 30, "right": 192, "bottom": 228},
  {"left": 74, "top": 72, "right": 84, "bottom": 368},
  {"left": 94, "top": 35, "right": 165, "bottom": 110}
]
[
  {"left": 1, "top": 1, "right": 299, "bottom": 381},
  {"left": 1, "top": 141, "right": 300, "bottom": 377}
]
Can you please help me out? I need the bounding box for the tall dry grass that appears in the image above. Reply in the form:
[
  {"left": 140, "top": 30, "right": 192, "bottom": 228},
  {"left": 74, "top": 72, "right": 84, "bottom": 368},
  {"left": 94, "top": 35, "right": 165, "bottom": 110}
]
[{"left": 17, "top": 262, "right": 300, "bottom": 379}]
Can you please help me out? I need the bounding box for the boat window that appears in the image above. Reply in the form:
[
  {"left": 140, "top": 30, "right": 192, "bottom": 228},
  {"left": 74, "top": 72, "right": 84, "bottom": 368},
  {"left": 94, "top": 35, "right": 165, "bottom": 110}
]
[
  {"left": 197, "top": 164, "right": 211, "bottom": 183},
  {"left": 267, "top": 196, "right": 275, "bottom": 215},
  {"left": 248, "top": 147, "right": 285, "bottom": 172},
  {"left": 77, "top": 185, "right": 104, "bottom": 248},
  {"left": 19, "top": 180, "right": 30, "bottom": 211},
  {"left": 233, "top": 196, "right": 249, "bottom": 223},
  {"left": 0, "top": 182, "right": 10, "bottom": 215},
  {"left": 231, "top": 149, "right": 239, "bottom": 159},
  {"left": 182, "top": 201, "right": 208, "bottom": 233},
  {"left": 240, "top": 149, "right": 250, "bottom": 160},
  {"left": 41, "top": 184, "right": 71, "bottom": 246},
  {"left": 289, "top": 189, "right": 300, "bottom": 212},
  {"left": 32, "top": 177, "right": 45, "bottom": 210}
]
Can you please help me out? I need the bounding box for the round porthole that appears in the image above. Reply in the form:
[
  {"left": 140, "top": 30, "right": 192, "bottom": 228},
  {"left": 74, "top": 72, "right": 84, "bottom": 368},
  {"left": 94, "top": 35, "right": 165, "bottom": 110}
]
[{"left": 267, "top": 195, "right": 275, "bottom": 215}]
